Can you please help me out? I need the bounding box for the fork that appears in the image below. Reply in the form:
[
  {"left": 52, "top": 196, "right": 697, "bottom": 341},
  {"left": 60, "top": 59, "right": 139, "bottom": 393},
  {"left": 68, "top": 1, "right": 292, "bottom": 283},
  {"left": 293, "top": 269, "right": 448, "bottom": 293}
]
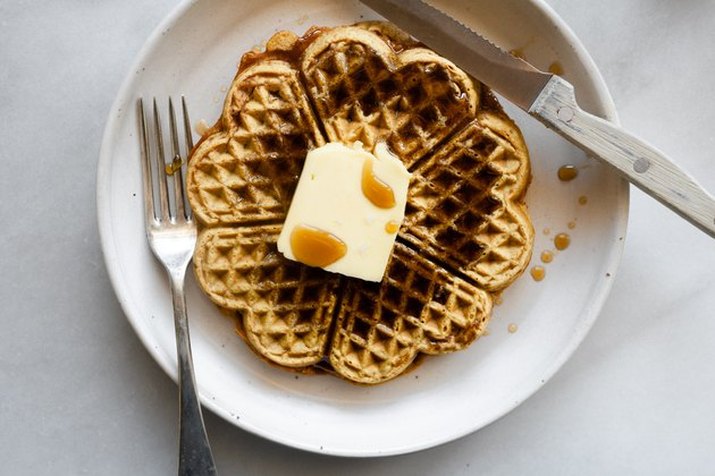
[{"left": 138, "top": 97, "right": 217, "bottom": 476}]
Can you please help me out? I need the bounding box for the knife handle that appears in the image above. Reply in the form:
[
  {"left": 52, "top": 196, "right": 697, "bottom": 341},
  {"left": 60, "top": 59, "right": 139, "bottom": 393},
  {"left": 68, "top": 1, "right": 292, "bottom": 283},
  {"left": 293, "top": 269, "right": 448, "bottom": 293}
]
[{"left": 530, "top": 76, "right": 715, "bottom": 239}]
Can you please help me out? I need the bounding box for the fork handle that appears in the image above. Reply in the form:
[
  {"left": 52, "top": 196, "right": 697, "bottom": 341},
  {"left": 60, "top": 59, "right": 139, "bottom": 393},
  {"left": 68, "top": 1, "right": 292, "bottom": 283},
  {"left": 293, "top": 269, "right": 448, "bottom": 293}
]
[
  {"left": 169, "top": 269, "right": 218, "bottom": 476},
  {"left": 531, "top": 75, "right": 715, "bottom": 239}
]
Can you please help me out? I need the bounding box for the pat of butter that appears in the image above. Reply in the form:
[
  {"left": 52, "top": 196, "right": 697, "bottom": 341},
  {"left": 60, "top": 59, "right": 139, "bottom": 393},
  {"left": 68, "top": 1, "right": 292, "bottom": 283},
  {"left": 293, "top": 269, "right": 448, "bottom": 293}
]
[{"left": 277, "top": 142, "right": 410, "bottom": 282}]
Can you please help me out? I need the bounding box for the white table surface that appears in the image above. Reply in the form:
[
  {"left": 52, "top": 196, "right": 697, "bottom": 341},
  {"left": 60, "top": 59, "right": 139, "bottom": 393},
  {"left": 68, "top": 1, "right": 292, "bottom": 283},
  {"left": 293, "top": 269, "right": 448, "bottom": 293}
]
[{"left": 2, "top": 0, "right": 714, "bottom": 474}]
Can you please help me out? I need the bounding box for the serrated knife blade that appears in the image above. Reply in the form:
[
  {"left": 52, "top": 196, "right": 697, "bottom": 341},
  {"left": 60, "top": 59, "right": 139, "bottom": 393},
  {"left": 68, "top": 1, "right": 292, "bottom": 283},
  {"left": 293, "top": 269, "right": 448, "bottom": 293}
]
[
  {"left": 359, "top": 0, "right": 715, "bottom": 238},
  {"left": 360, "top": 0, "right": 553, "bottom": 111}
]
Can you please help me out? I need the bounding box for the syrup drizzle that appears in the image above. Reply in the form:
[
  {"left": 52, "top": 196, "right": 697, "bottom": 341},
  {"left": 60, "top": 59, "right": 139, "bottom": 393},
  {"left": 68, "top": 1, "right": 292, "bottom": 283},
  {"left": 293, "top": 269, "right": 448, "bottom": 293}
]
[
  {"left": 385, "top": 220, "right": 400, "bottom": 234},
  {"left": 290, "top": 224, "right": 347, "bottom": 267},
  {"left": 362, "top": 158, "right": 396, "bottom": 209}
]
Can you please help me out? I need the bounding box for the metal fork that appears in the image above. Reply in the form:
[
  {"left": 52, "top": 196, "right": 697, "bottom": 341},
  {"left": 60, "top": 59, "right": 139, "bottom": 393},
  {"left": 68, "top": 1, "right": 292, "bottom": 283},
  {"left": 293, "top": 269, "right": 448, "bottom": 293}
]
[{"left": 138, "top": 97, "right": 217, "bottom": 476}]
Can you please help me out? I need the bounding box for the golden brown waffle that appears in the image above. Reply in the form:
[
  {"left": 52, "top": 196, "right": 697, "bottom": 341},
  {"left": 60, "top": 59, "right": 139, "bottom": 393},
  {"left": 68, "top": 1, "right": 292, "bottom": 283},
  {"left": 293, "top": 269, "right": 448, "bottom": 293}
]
[
  {"left": 330, "top": 243, "right": 491, "bottom": 383},
  {"left": 301, "top": 27, "right": 476, "bottom": 168},
  {"left": 402, "top": 116, "right": 532, "bottom": 291},
  {"left": 187, "top": 61, "right": 324, "bottom": 226},
  {"left": 187, "top": 23, "right": 534, "bottom": 384},
  {"left": 194, "top": 226, "right": 340, "bottom": 366}
]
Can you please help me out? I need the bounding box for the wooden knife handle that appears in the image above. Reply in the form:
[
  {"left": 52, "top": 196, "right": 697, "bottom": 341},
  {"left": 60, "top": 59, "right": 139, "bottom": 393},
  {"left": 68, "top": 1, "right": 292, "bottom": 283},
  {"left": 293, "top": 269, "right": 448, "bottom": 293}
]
[{"left": 530, "top": 75, "right": 715, "bottom": 239}]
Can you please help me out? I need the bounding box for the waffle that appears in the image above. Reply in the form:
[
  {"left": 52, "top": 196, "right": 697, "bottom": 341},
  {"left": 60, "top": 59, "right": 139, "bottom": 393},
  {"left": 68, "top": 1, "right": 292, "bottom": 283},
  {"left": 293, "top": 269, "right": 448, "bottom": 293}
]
[
  {"left": 187, "top": 61, "right": 324, "bottom": 226},
  {"left": 330, "top": 243, "right": 492, "bottom": 383},
  {"left": 301, "top": 26, "right": 476, "bottom": 167},
  {"left": 194, "top": 226, "right": 340, "bottom": 366},
  {"left": 187, "top": 23, "right": 534, "bottom": 384}
]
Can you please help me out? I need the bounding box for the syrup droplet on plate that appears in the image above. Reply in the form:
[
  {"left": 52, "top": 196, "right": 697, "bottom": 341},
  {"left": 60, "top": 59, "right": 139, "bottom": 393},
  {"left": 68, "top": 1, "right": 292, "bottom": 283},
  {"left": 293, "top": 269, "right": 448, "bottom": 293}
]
[
  {"left": 557, "top": 165, "right": 578, "bottom": 181},
  {"left": 530, "top": 266, "right": 545, "bottom": 282},
  {"left": 548, "top": 61, "right": 564, "bottom": 76},
  {"left": 508, "top": 323, "right": 518, "bottom": 333},
  {"left": 578, "top": 195, "right": 588, "bottom": 205},
  {"left": 554, "top": 233, "right": 571, "bottom": 251},
  {"left": 540, "top": 250, "right": 554, "bottom": 263},
  {"left": 509, "top": 48, "right": 527, "bottom": 60}
]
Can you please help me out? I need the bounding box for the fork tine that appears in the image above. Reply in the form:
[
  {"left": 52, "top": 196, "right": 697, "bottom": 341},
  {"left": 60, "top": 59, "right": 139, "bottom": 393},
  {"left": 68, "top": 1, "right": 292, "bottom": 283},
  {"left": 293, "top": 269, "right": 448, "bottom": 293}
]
[
  {"left": 138, "top": 98, "right": 156, "bottom": 226},
  {"left": 181, "top": 96, "right": 194, "bottom": 151},
  {"left": 152, "top": 98, "right": 171, "bottom": 221},
  {"left": 181, "top": 96, "right": 194, "bottom": 220},
  {"left": 168, "top": 98, "right": 187, "bottom": 221}
]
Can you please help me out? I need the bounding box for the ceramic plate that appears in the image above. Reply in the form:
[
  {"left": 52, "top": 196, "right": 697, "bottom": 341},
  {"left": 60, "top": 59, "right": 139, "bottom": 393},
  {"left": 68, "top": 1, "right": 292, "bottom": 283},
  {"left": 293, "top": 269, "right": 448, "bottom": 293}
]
[{"left": 97, "top": 0, "right": 628, "bottom": 456}]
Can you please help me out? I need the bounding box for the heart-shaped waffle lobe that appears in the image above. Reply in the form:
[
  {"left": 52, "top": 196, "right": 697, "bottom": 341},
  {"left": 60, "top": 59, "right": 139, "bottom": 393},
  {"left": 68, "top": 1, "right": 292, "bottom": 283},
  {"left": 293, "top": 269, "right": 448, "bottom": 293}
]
[
  {"left": 187, "top": 61, "right": 324, "bottom": 225},
  {"left": 187, "top": 23, "right": 534, "bottom": 384},
  {"left": 331, "top": 243, "right": 492, "bottom": 383},
  {"left": 302, "top": 27, "right": 476, "bottom": 168},
  {"left": 195, "top": 226, "right": 340, "bottom": 366}
]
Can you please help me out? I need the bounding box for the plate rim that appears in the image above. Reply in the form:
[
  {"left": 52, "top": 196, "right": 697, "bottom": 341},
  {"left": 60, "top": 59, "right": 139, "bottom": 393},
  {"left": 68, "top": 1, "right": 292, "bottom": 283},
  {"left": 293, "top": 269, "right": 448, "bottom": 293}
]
[{"left": 96, "top": 0, "right": 629, "bottom": 456}]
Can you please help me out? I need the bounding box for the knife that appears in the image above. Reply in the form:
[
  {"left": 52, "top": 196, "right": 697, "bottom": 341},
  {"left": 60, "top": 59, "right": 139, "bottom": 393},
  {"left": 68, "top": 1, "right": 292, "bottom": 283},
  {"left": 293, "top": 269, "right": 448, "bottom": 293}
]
[{"left": 359, "top": 0, "right": 715, "bottom": 239}]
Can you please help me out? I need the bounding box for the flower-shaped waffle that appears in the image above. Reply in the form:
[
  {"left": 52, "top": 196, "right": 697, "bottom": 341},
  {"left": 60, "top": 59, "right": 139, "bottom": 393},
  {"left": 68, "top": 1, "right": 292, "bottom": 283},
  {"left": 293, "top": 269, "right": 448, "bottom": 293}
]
[{"left": 187, "top": 23, "right": 534, "bottom": 384}]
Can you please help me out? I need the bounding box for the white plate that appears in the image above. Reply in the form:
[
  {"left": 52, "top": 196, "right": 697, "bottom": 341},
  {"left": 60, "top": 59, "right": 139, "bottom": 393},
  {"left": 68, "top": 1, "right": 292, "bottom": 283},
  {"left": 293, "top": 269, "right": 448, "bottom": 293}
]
[{"left": 97, "top": 0, "right": 628, "bottom": 457}]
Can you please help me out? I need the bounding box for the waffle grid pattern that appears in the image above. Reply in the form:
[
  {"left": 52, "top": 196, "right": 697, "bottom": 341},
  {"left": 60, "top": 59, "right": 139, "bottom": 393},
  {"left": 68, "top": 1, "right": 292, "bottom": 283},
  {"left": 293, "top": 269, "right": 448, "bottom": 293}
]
[
  {"left": 188, "top": 24, "right": 533, "bottom": 383},
  {"left": 401, "top": 120, "right": 532, "bottom": 291},
  {"left": 195, "top": 226, "right": 340, "bottom": 366},
  {"left": 329, "top": 243, "right": 491, "bottom": 382},
  {"left": 188, "top": 63, "right": 323, "bottom": 226},
  {"left": 302, "top": 34, "right": 475, "bottom": 168}
]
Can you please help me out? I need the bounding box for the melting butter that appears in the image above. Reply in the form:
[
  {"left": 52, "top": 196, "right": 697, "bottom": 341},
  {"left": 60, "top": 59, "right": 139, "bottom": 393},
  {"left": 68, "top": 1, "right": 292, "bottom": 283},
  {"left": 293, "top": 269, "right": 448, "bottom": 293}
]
[{"left": 277, "top": 141, "right": 410, "bottom": 282}]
